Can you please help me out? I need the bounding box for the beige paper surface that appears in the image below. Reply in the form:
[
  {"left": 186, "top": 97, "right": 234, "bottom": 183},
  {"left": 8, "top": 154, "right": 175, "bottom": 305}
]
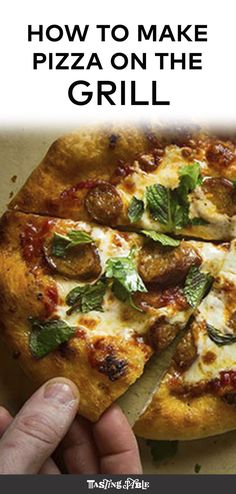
[{"left": 0, "top": 129, "right": 236, "bottom": 474}]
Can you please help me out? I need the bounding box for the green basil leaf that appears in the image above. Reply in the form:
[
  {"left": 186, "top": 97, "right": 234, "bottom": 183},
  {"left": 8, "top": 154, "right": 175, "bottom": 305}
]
[
  {"left": 194, "top": 464, "right": 202, "bottom": 474},
  {"left": 66, "top": 285, "right": 88, "bottom": 307},
  {"left": 141, "top": 230, "right": 180, "bottom": 247},
  {"left": 178, "top": 162, "right": 202, "bottom": 200},
  {"left": 232, "top": 179, "right": 236, "bottom": 189},
  {"left": 128, "top": 196, "right": 144, "bottom": 223},
  {"left": 105, "top": 248, "right": 147, "bottom": 294},
  {"left": 172, "top": 200, "right": 190, "bottom": 229},
  {"left": 29, "top": 318, "right": 76, "bottom": 358},
  {"left": 146, "top": 184, "right": 175, "bottom": 229},
  {"left": 145, "top": 163, "right": 202, "bottom": 232},
  {"left": 147, "top": 440, "right": 178, "bottom": 463},
  {"left": 206, "top": 324, "right": 236, "bottom": 346},
  {"left": 52, "top": 230, "right": 93, "bottom": 258},
  {"left": 183, "top": 267, "right": 213, "bottom": 308},
  {"left": 112, "top": 280, "right": 143, "bottom": 312},
  {"left": 66, "top": 280, "right": 107, "bottom": 314},
  {"left": 190, "top": 217, "right": 209, "bottom": 226}
]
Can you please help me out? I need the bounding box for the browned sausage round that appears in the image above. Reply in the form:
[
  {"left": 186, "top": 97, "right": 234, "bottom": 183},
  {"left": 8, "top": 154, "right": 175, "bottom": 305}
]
[
  {"left": 133, "top": 286, "right": 188, "bottom": 312},
  {"left": 173, "top": 329, "right": 197, "bottom": 370},
  {"left": 206, "top": 141, "right": 235, "bottom": 169},
  {"left": 202, "top": 177, "right": 236, "bottom": 216},
  {"left": 138, "top": 150, "right": 163, "bottom": 172},
  {"left": 148, "top": 318, "right": 179, "bottom": 352},
  {"left": 85, "top": 182, "right": 123, "bottom": 225},
  {"left": 138, "top": 241, "right": 202, "bottom": 286},
  {"left": 44, "top": 239, "right": 102, "bottom": 280}
]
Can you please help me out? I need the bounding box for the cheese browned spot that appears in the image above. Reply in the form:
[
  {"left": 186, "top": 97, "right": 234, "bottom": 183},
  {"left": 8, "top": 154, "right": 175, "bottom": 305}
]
[{"left": 88, "top": 338, "right": 128, "bottom": 382}]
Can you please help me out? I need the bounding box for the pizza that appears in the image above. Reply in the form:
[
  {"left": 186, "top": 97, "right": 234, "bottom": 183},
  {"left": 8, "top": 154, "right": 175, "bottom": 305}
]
[{"left": 1, "top": 125, "right": 236, "bottom": 439}]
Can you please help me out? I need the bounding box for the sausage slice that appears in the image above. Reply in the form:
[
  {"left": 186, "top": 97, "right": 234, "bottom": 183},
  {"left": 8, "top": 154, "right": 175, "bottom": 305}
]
[
  {"left": 202, "top": 177, "right": 236, "bottom": 216},
  {"left": 85, "top": 182, "right": 123, "bottom": 225},
  {"left": 173, "top": 329, "right": 198, "bottom": 370},
  {"left": 148, "top": 318, "right": 179, "bottom": 352},
  {"left": 44, "top": 239, "right": 102, "bottom": 280},
  {"left": 138, "top": 241, "right": 202, "bottom": 286}
]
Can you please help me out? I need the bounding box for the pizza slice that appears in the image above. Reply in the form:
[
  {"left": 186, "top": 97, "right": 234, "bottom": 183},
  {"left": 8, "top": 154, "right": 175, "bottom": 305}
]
[
  {"left": 9, "top": 127, "right": 236, "bottom": 240},
  {"left": 0, "top": 210, "right": 227, "bottom": 421},
  {"left": 134, "top": 239, "right": 236, "bottom": 440}
]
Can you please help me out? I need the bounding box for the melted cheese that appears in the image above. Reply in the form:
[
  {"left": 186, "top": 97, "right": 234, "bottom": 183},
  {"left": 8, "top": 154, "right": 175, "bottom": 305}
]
[
  {"left": 183, "top": 241, "right": 236, "bottom": 384},
  {"left": 51, "top": 221, "right": 228, "bottom": 342},
  {"left": 115, "top": 145, "right": 236, "bottom": 238}
]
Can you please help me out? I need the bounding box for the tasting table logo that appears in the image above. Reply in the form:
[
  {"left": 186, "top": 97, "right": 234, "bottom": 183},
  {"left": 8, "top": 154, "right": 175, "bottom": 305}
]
[{"left": 86, "top": 478, "right": 150, "bottom": 490}]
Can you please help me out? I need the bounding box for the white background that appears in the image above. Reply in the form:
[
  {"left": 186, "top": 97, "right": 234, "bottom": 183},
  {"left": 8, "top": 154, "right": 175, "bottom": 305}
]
[{"left": 0, "top": 0, "right": 236, "bottom": 127}]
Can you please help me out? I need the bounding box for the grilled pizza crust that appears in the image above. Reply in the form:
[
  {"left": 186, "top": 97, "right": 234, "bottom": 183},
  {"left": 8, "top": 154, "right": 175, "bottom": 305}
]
[
  {"left": 9, "top": 126, "right": 154, "bottom": 222},
  {"left": 0, "top": 211, "right": 151, "bottom": 421},
  {"left": 9, "top": 126, "right": 236, "bottom": 240},
  {"left": 134, "top": 371, "right": 236, "bottom": 440}
]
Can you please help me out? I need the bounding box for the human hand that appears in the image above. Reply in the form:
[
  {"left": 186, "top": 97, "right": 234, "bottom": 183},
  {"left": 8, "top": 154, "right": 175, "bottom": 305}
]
[{"left": 0, "top": 378, "right": 142, "bottom": 474}]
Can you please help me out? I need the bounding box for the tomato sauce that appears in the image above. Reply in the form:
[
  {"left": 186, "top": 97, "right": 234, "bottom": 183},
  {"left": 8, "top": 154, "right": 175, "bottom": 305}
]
[{"left": 20, "top": 219, "right": 53, "bottom": 263}]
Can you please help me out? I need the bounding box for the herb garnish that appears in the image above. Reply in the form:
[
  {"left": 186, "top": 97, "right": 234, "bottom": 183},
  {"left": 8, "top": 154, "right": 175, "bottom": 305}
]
[
  {"left": 141, "top": 230, "right": 180, "bottom": 247},
  {"left": 183, "top": 267, "right": 213, "bottom": 308},
  {"left": 207, "top": 324, "right": 236, "bottom": 346},
  {"left": 128, "top": 196, "right": 144, "bottom": 223},
  {"left": 29, "top": 318, "right": 76, "bottom": 358},
  {"left": 145, "top": 162, "right": 202, "bottom": 231},
  {"left": 52, "top": 230, "right": 93, "bottom": 258},
  {"left": 147, "top": 440, "right": 179, "bottom": 463},
  {"left": 66, "top": 280, "right": 107, "bottom": 315}
]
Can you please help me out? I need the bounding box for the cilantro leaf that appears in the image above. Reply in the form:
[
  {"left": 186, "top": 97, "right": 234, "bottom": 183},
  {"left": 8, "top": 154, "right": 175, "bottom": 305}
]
[
  {"left": 29, "top": 318, "right": 76, "bottom": 358},
  {"left": 207, "top": 324, "right": 236, "bottom": 346},
  {"left": 66, "top": 280, "right": 107, "bottom": 314},
  {"left": 147, "top": 440, "right": 178, "bottom": 463},
  {"left": 141, "top": 230, "right": 180, "bottom": 247},
  {"left": 128, "top": 197, "right": 144, "bottom": 223},
  {"left": 52, "top": 231, "right": 93, "bottom": 258},
  {"left": 105, "top": 248, "right": 147, "bottom": 294},
  {"left": 183, "top": 267, "right": 213, "bottom": 308}
]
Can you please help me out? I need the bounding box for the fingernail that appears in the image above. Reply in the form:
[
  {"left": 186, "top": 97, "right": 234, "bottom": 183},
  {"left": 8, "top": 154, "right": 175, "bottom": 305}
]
[{"left": 44, "top": 381, "right": 78, "bottom": 405}]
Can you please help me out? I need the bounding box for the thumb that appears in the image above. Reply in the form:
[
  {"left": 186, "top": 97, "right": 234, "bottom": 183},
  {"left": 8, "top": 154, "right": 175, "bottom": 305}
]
[{"left": 0, "top": 378, "right": 79, "bottom": 474}]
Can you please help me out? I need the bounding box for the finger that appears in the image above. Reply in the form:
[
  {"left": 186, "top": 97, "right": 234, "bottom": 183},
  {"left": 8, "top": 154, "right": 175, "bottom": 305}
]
[
  {"left": 39, "top": 457, "right": 60, "bottom": 475},
  {"left": 0, "top": 378, "right": 79, "bottom": 474},
  {"left": 93, "top": 404, "right": 143, "bottom": 474},
  {"left": 0, "top": 407, "right": 12, "bottom": 436},
  {"left": 61, "top": 415, "right": 99, "bottom": 474},
  {"left": 0, "top": 406, "right": 60, "bottom": 474}
]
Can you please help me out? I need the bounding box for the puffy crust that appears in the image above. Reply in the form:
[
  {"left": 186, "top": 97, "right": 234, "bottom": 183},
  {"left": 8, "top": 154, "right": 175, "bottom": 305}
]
[
  {"left": 0, "top": 211, "right": 151, "bottom": 421},
  {"left": 9, "top": 126, "right": 156, "bottom": 220},
  {"left": 134, "top": 371, "right": 236, "bottom": 440}
]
